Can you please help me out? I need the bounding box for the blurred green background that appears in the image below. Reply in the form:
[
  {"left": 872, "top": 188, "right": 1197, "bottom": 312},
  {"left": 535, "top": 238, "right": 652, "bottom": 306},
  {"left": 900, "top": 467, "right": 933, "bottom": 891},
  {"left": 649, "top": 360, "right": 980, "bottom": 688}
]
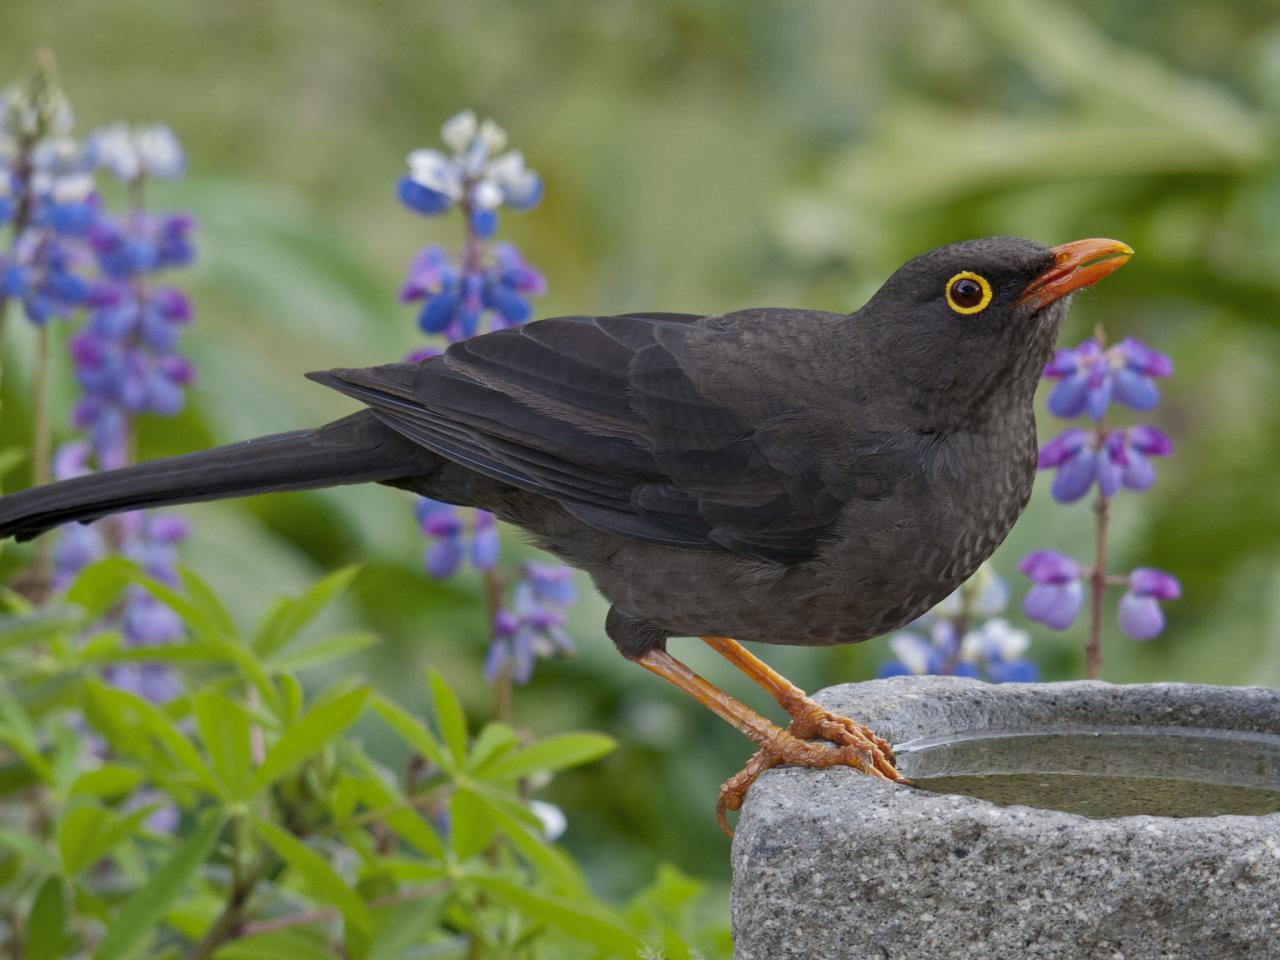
[{"left": 3, "top": 0, "right": 1280, "bottom": 908}]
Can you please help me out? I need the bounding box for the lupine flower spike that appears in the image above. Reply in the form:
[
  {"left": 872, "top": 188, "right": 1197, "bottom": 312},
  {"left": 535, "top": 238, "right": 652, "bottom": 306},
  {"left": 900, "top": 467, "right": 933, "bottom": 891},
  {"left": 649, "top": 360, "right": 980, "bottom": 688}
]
[
  {"left": 1022, "top": 329, "right": 1180, "bottom": 677},
  {"left": 879, "top": 564, "right": 1037, "bottom": 683},
  {"left": 398, "top": 112, "right": 573, "bottom": 689}
]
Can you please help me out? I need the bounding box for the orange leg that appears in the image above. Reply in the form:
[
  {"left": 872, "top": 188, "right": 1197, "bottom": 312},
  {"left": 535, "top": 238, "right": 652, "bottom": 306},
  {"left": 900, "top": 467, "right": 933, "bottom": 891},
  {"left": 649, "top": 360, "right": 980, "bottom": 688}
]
[
  {"left": 700, "top": 635, "right": 898, "bottom": 773},
  {"left": 635, "top": 647, "right": 902, "bottom": 836}
]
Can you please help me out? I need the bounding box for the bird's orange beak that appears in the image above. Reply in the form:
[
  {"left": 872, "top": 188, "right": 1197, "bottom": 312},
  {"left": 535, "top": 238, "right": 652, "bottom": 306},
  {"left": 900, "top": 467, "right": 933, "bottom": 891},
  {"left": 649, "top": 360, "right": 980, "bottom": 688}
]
[{"left": 1018, "top": 238, "right": 1133, "bottom": 310}]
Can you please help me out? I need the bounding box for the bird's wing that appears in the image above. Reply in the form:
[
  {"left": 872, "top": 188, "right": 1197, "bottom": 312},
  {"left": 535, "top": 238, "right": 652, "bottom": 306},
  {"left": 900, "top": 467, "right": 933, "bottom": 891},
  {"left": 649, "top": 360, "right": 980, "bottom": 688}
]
[{"left": 310, "top": 311, "right": 895, "bottom": 562}]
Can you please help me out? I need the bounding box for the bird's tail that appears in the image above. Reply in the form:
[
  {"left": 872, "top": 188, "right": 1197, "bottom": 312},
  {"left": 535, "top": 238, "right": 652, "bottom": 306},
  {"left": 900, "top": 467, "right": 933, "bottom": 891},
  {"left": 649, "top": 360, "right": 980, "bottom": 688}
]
[{"left": 0, "top": 411, "right": 426, "bottom": 542}]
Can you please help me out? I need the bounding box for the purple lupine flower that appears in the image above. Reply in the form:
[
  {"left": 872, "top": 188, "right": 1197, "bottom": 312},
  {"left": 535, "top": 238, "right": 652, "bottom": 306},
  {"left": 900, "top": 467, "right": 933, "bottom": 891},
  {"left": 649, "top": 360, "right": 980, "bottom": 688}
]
[
  {"left": 1117, "top": 567, "right": 1181, "bottom": 641},
  {"left": 1044, "top": 337, "right": 1173, "bottom": 421},
  {"left": 1019, "top": 550, "right": 1085, "bottom": 630},
  {"left": 417, "top": 498, "right": 465, "bottom": 578},
  {"left": 484, "top": 565, "right": 578, "bottom": 684},
  {"left": 471, "top": 511, "right": 500, "bottom": 570},
  {"left": 1037, "top": 424, "right": 1171, "bottom": 504}
]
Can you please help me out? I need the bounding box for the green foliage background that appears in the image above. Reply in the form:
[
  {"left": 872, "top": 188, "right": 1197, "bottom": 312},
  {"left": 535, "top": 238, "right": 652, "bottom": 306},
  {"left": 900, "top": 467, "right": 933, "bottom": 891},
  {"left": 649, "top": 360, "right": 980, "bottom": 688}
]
[{"left": 3, "top": 0, "right": 1280, "bottom": 922}]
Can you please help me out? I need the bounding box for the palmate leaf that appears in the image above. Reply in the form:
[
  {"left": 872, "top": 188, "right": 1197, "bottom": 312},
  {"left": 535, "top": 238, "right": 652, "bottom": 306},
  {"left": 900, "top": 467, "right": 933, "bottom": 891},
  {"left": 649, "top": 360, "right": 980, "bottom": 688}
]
[
  {"left": 253, "top": 817, "right": 372, "bottom": 959},
  {"left": 0, "top": 606, "right": 86, "bottom": 654},
  {"left": 252, "top": 565, "right": 361, "bottom": 659},
  {"left": 266, "top": 630, "right": 377, "bottom": 672},
  {"left": 82, "top": 679, "right": 217, "bottom": 793},
  {"left": 342, "top": 747, "right": 446, "bottom": 860},
  {"left": 476, "top": 793, "right": 587, "bottom": 896},
  {"left": 427, "top": 668, "right": 468, "bottom": 766},
  {"left": 471, "top": 873, "right": 643, "bottom": 955},
  {"left": 448, "top": 788, "right": 496, "bottom": 861},
  {"left": 371, "top": 695, "right": 452, "bottom": 772},
  {"left": 477, "top": 732, "right": 615, "bottom": 782},
  {"left": 27, "top": 876, "right": 70, "bottom": 960},
  {"left": 193, "top": 690, "right": 254, "bottom": 803},
  {"left": 58, "top": 802, "right": 158, "bottom": 876},
  {"left": 248, "top": 685, "right": 370, "bottom": 793},
  {"left": 92, "top": 810, "right": 225, "bottom": 960}
]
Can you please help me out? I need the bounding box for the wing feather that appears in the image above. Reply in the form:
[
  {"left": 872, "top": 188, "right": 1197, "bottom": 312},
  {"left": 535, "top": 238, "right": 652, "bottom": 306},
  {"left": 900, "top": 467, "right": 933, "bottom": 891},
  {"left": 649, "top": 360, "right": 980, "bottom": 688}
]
[{"left": 311, "top": 311, "right": 863, "bottom": 562}]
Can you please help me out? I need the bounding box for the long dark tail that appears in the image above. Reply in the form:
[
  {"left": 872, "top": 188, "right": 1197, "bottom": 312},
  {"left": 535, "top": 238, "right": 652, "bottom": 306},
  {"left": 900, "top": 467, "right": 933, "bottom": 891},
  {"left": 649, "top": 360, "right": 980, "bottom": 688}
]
[{"left": 0, "top": 411, "right": 428, "bottom": 542}]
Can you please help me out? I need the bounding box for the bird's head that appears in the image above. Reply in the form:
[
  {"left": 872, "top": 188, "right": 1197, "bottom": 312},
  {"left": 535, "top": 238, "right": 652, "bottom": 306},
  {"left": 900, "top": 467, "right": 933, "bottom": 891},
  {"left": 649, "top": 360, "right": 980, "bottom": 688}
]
[{"left": 857, "top": 235, "right": 1132, "bottom": 421}]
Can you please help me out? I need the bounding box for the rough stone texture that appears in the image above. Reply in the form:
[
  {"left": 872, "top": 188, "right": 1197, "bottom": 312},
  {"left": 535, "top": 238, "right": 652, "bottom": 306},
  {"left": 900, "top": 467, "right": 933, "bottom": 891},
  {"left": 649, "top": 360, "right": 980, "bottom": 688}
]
[{"left": 731, "top": 676, "right": 1280, "bottom": 960}]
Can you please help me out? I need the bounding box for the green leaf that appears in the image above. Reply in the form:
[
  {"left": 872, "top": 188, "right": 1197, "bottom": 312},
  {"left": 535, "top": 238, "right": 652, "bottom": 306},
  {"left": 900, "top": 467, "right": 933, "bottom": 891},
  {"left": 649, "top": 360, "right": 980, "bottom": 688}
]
[
  {"left": 65, "top": 557, "right": 136, "bottom": 620},
  {"left": 249, "top": 685, "right": 370, "bottom": 793},
  {"left": 211, "top": 928, "right": 333, "bottom": 960},
  {"left": 93, "top": 810, "right": 224, "bottom": 960},
  {"left": 27, "top": 876, "right": 69, "bottom": 960},
  {"left": 267, "top": 631, "right": 377, "bottom": 672},
  {"left": 0, "top": 446, "right": 27, "bottom": 486},
  {"left": 177, "top": 567, "right": 239, "bottom": 639},
  {"left": 371, "top": 696, "right": 451, "bottom": 772},
  {"left": 252, "top": 566, "right": 360, "bottom": 658},
  {"left": 253, "top": 817, "right": 371, "bottom": 940},
  {"left": 480, "top": 796, "right": 587, "bottom": 896},
  {"left": 427, "top": 669, "right": 467, "bottom": 766},
  {"left": 126, "top": 572, "right": 217, "bottom": 642},
  {"left": 59, "top": 802, "right": 157, "bottom": 876},
  {"left": 69, "top": 765, "right": 146, "bottom": 800},
  {"left": 465, "top": 722, "right": 518, "bottom": 773},
  {"left": 0, "top": 607, "right": 85, "bottom": 653},
  {"left": 471, "top": 874, "right": 643, "bottom": 953},
  {"left": 0, "top": 684, "right": 54, "bottom": 784},
  {"left": 83, "top": 680, "right": 216, "bottom": 792},
  {"left": 449, "top": 788, "right": 496, "bottom": 861},
  {"left": 0, "top": 828, "right": 58, "bottom": 873},
  {"left": 479, "top": 732, "right": 615, "bottom": 782},
  {"left": 344, "top": 750, "right": 446, "bottom": 860},
  {"left": 193, "top": 691, "right": 254, "bottom": 802},
  {"left": 367, "top": 897, "right": 447, "bottom": 960}
]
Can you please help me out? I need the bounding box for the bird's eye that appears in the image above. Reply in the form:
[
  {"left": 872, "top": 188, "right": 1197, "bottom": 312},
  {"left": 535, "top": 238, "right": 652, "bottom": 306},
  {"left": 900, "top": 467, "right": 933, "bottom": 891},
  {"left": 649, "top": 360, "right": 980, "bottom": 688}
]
[{"left": 945, "top": 272, "right": 993, "bottom": 315}]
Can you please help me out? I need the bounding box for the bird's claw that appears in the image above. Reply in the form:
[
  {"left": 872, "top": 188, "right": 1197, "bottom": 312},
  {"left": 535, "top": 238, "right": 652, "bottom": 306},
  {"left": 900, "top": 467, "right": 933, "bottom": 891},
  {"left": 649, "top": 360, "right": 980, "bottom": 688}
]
[
  {"left": 789, "top": 705, "right": 900, "bottom": 780},
  {"left": 715, "top": 713, "right": 903, "bottom": 836}
]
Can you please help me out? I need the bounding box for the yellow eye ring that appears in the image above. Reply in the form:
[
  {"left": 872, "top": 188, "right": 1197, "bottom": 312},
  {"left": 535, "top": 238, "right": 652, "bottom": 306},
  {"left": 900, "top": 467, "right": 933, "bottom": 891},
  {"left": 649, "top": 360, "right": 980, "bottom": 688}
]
[{"left": 945, "top": 271, "right": 993, "bottom": 315}]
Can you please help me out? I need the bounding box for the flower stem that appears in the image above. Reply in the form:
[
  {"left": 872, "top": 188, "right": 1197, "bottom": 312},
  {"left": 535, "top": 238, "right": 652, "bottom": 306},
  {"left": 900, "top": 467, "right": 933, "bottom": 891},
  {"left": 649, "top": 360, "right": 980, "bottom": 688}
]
[
  {"left": 27, "top": 324, "right": 53, "bottom": 601},
  {"left": 0, "top": 133, "right": 35, "bottom": 412},
  {"left": 483, "top": 566, "right": 512, "bottom": 723},
  {"left": 1086, "top": 489, "right": 1110, "bottom": 680}
]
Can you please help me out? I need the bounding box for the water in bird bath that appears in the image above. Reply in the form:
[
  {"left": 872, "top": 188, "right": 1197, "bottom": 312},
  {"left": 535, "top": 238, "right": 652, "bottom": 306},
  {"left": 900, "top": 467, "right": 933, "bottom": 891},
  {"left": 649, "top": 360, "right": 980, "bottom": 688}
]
[{"left": 897, "top": 727, "right": 1280, "bottom": 818}]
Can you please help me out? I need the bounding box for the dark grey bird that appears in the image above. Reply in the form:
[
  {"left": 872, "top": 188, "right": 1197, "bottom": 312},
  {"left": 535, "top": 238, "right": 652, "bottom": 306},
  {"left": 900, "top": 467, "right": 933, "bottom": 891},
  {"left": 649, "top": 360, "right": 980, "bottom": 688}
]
[{"left": 0, "top": 235, "right": 1132, "bottom": 831}]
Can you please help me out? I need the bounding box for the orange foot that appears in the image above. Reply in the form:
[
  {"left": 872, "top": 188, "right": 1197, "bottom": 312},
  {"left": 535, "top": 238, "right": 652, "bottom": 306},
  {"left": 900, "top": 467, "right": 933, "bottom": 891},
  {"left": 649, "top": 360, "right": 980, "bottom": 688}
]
[{"left": 716, "top": 708, "right": 903, "bottom": 836}]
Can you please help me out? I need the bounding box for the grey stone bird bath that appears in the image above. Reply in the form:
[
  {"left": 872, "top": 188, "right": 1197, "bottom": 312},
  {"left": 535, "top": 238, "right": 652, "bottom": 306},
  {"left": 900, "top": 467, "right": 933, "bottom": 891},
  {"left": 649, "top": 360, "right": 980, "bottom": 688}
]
[{"left": 731, "top": 676, "right": 1280, "bottom": 960}]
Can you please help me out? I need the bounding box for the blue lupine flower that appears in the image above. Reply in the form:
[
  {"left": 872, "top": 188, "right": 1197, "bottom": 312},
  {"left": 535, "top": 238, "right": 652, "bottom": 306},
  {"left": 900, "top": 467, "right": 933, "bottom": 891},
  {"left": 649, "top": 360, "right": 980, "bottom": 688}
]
[
  {"left": 1019, "top": 550, "right": 1084, "bottom": 630},
  {"left": 1044, "top": 337, "right": 1173, "bottom": 421},
  {"left": 415, "top": 498, "right": 501, "bottom": 578},
  {"left": 879, "top": 567, "right": 1035, "bottom": 682},
  {"left": 878, "top": 621, "right": 978, "bottom": 679},
  {"left": 88, "top": 211, "right": 195, "bottom": 280},
  {"left": 400, "top": 241, "right": 545, "bottom": 340},
  {"left": 398, "top": 110, "right": 543, "bottom": 228},
  {"left": 1117, "top": 567, "right": 1181, "bottom": 641},
  {"left": 399, "top": 111, "right": 571, "bottom": 684},
  {"left": 88, "top": 122, "right": 186, "bottom": 182},
  {"left": 965, "top": 619, "right": 1038, "bottom": 682}
]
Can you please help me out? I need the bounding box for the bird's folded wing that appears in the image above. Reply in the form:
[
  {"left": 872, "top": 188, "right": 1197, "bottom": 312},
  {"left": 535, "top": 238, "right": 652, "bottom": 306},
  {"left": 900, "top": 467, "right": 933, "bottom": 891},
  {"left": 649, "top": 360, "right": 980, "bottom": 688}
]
[{"left": 309, "top": 311, "right": 883, "bottom": 562}]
